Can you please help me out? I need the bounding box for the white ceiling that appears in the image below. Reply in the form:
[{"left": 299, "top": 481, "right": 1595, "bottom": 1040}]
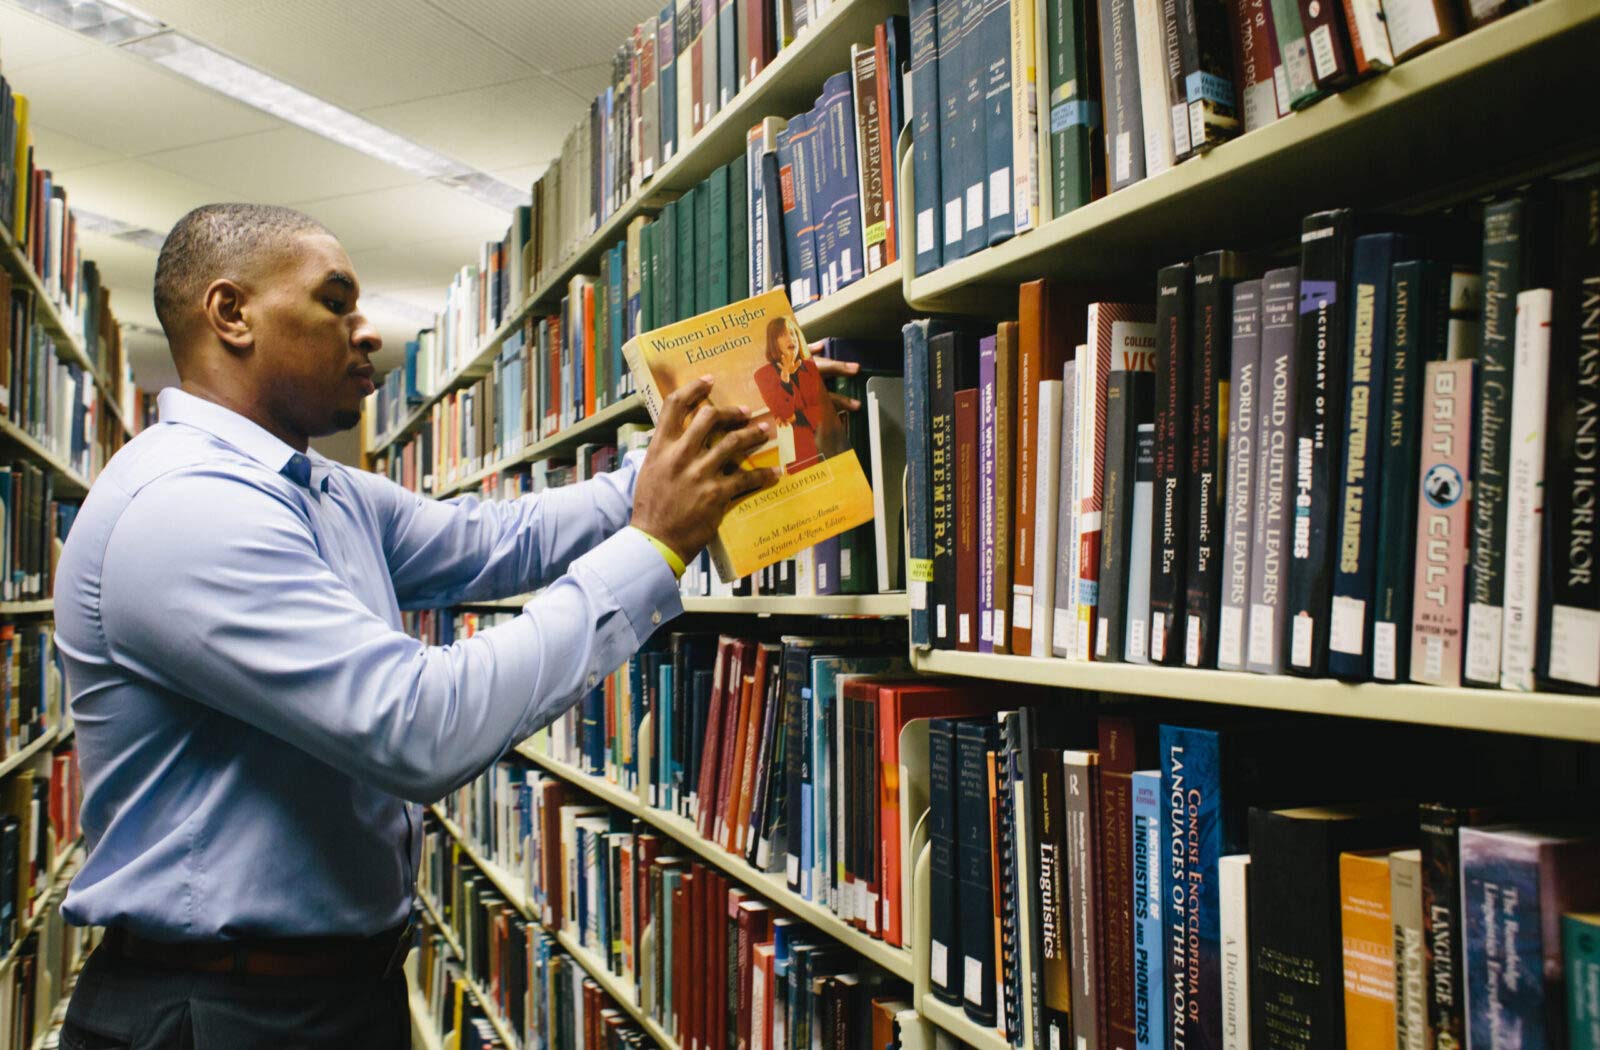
[{"left": 0, "top": 0, "right": 647, "bottom": 389}]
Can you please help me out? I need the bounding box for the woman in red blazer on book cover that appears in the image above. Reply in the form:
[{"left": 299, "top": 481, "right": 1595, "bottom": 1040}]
[{"left": 753, "top": 317, "right": 846, "bottom": 474}]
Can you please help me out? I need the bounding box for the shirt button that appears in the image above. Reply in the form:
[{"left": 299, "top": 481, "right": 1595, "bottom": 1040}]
[
  {"left": 587, "top": 674, "right": 598, "bottom": 688},
  {"left": 651, "top": 611, "right": 662, "bottom": 625}
]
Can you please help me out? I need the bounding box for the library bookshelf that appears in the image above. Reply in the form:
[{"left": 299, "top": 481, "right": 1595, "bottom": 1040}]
[{"left": 414, "top": 890, "right": 521, "bottom": 1050}]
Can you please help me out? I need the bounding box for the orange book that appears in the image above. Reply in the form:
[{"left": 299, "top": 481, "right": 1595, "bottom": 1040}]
[
  {"left": 1340, "top": 849, "right": 1397, "bottom": 1049},
  {"left": 708, "top": 640, "right": 753, "bottom": 843},
  {"left": 720, "top": 643, "right": 764, "bottom": 850},
  {"left": 584, "top": 283, "right": 597, "bottom": 419},
  {"left": 731, "top": 643, "right": 777, "bottom": 853},
  {"left": 751, "top": 941, "right": 776, "bottom": 1050}
]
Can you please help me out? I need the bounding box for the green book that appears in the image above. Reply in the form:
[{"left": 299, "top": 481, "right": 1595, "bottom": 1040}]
[
  {"left": 1569, "top": 913, "right": 1600, "bottom": 1050},
  {"left": 676, "top": 186, "right": 697, "bottom": 321},
  {"left": 658, "top": 202, "right": 678, "bottom": 327},
  {"left": 640, "top": 221, "right": 655, "bottom": 334},
  {"left": 693, "top": 178, "right": 711, "bottom": 315},
  {"left": 707, "top": 165, "right": 730, "bottom": 310},
  {"left": 1268, "top": 0, "right": 1325, "bottom": 109},
  {"left": 727, "top": 157, "right": 749, "bottom": 302},
  {"left": 1045, "top": 0, "right": 1098, "bottom": 213}
]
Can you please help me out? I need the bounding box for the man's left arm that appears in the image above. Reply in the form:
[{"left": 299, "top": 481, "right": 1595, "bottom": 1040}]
[{"left": 375, "top": 450, "right": 649, "bottom": 609}]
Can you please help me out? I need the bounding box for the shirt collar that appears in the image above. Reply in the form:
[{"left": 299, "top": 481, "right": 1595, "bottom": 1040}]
[{"left": 157, "top": 388, "right": 302, "bottom": 475}]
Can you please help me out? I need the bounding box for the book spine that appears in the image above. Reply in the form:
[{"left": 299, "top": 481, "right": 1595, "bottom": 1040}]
[
  {"left": 1537, "top": 171, "right": 1600, "bottom": 692},
  {"left": 1098, "top": 722, "right": 1138, "bottom": 1050},
  {"left": 1065, "top": 749, "right": 1102, "bottom": 1050},
  {"left": 852, "top": 46, "right": 890, "bottom": 277},
  {"left": 1217, "top": 280, "right": 1261, "bottom": 671},
  {"left": 1339, "top": 853, "right": 1395, "bottom": 1048},
  {"left": 1175, "top": 0, "right": 1241, "bottom": 155},
  {"left": 1286, "top": 208, "right": 1353, "bottom": 676},
  {"left": 957, "top": 387, "right": 981, "bottom": 650},
  {"left": 1328, "top": 233, "right": 1410, "bottom": 680},
  {"left": 718, "top": 0, "right": 736, "bottom": 107},
  {"left": 1161, "top": 723, "right": 1229, "bottom": 1050},
  {"left": 981, "top": 338, "right": 999, "bottom": 652},
  {"left": 1391, "top": 851, "right": 1426, "bottom": 1050},
  {"left": 1036, "top": 748, "right": 1073, "bottom": 1045},
  {"left": 1266, "top": 0, "right": 1320, "bottom": 108},
  {"left": 937, "top": 0, "right": 968, "bottom": 265},
  {"left": 1296, "top": 0, "right": 1354, "bottom": 88},
  {"left": 1460, "top": 831, "right": 1554, "bottom": 1050},
  {"left": 1229, "top": 0, "right": 1280, "bottom": 132},
  {"left": 911, "top": 0, "right": 944, "bottom": 274},
  {"left": 983, "top": 0, "right": 1015, "bottom": 248},
  {"left": 1047, "top": 0, "right": 1102, "bottom": 212},
  {"left": 1408, "top": 359, "right": 1472, "bottom": 687},
  {"left": 1128, "top": 0, "right": 1172, "bottom": 179},
  {"left": 1565, "top": 914, "right": 1600, "bottom": 1050},
  {"left": 1052, "top": 360, "right": 1081, "bottom": 657},
  {"left": 992, "top": 323, "right": 1018, "bottom": 651},
  {"left": 1420, "top": 805, "right": 1470, "bottom": 1050},
  {"left": 957, "top": 722, "right": 1000, "bottom": 1025},
  {"left": 932, "top": 334, "right": 959, "bottom": 648},
  {"left": 1131, "top": 770, "right": 1164, "bottom": 1050},
  {"left": 1097, "top": 371, "right": 1151, "bottom": 662},
  {"left": 1098, "top": 0, "right": 1146, "bottom": 191},
  {"left": 959, "top": 0, "right": 990, "bottom": 259},
  {"left": 1032, "top": 378, "right": 1066, "bottom": 657},
  {"left": 1183, "top": 253, "right": 1245, "bottom": 668},
  {"left": 904, "top": 321, "right": 935, "bottom": 647},
  {"left": 1384, "top": 0, "right": 1458, "bottom": 60},
  {"left": 1126, "top": 424, "right": 1156, "bottom": 662},
  {"left": 1009, "top": 0, "right": 1038, "bottom": 235},
  {"left": 1219, "top": 855, "right": 1250, "bottom": 1050},
  {"left": 1077, "top": 320, "right": 1109, "bottom": 662},
  {"left": 930, "top": 720, "right": 963, "bottom": 1004},
  {"left": 997, "top": 732, "right": 1023, "bottom": 1041},
  {"left": 728, "top": 158, "right": 749, "bottom": 302},
  {"left": 1500, "top": 288, "right": 1552, "bottom": 691},
  {"left": 1151, "top": 265, "right": 1193, "bottom": 664}
]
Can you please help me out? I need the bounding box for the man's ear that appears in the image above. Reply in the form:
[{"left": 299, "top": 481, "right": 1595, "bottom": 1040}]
[{"left": 202, "top": 278, "right": 252, "bottom": 353}]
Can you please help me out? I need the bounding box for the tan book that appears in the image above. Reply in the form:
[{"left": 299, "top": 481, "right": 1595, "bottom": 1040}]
[{"left": 624, "top": 288, "right": 876, "bottom": 580}]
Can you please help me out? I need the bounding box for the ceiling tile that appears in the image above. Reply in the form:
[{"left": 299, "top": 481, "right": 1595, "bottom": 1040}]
[
  {"left": 295, "top": 182, "right": 511, "bottom": 254},
  {"left": 548, "top": 62, "right": 615, "bottom": 101},
  {"left": 54, "top": 158, "right": 231, "bottom": 232},
  {"left": 27, "top": 123, "right": 124, "bottom": 172},
  {"left": 173, "top": 0, "right": 537, "bottom": 112},
  {"left": 422, "top": 0, "right": 656, "bottom": 81},
  {"left": 141, "top": 127, "right": 422, "bottom": 206},
  {"left": 361, "top": 76, "right": 585, "bottom": 174},
  {"left": 113, "top": 0, "right": 275, "bottom": 28},
  {"left": 0, "top": 6, "right": 100, "bottom": 71},
  {"left": 345, "top": 233, "right": 489, "bottom": 293},
  {"left": 12, "top": 48, "right": 280, "bottom": 156}
]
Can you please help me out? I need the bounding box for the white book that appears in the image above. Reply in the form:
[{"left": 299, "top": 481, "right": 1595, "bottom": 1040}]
[
  {"left": 1030, "top": 378, "right": 1065, "bottom": 657},
  {"left": 1130, "top": 0, "right": 1175, "bottom": 178},
  {"left": 1052, "top": 359, "right": 1081, "bottom": 657},
  {"left": 1346, "top": 0, "right": 1395, "bottom": 70},
  {"left": 866, "top": 379, "right": 908, "bottom": 592},
  {"left": 1126, "top": 422, "right": 1156, "bottom": 662},
  {"left": 1390, "top": 848, "right": 1427, "bottom": 1050},
  {"left": 1009, "top": 0, "right": 1039, "bottom": 235},
  {"left": 1499, "top": 288, "right": 1552, "bottom": 691},
  {"left": 1219, "top": 854, "right": 1252, "bottom": 1050},
  {"left": 1219, "top": 282, "right": 1263, "bottom": 670}
]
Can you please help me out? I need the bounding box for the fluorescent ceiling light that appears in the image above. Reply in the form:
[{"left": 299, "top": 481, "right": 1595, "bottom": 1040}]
[
  {"left": 75, "top": 207, "right": 167, "bottom": 250},
  {"left": 4, "top": 0, "right": 527, "bottom": 214},
  {"left": 363, "top": 294, "right": 437, "bottom": 327}
]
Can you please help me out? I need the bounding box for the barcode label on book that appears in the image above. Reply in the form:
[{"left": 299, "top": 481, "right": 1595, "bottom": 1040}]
[
  {"left": 1309, "top": 24, "right": 1338, "bottom": 80},
  {"left": 936, "top": 605, "right": 948, "bottom": 638},
  {"left": 1329, "top": 595, "right": 1365, "bottom": 655},
  {"left": 1053, "top": 614, "right": 1073, "bottom": 654},
  {"left": 917, "top": 209, "right": 935, "bottom": 254},
  {"left": 1187, "top": 102, "right": 1205, "bottom": 153},
  {"left": 1549, "top": 604, "right": 1600, "bottom": 687},
  {"left": 1373, "top": 621, "right": 1397, "bottom": 679},
  {"left": 993, "top": 610, "right": 1006, "bottom": 642},
  {"left": 964, "top": 956, "right": 984, "bottom": 1004},
  {"left": 1077, "top": 618, "right": 1091, "bottom": 661},
  {"left": 1185, "top": 614, "right": 1202, "bottom": 666},
  {"left": 786, "top": 854, "right": 800, "bottom": 883},
  {"left": 1291, "top": 613, "right": 1313, "bottom": 668},
  {"left": 1114, "top": 132, "right": 1132, "bottom": 184},
  {"left": 909, "top": 579, "right": 928, "bottom": 610},
  {"left": 1423, "top": 635, "right": 1443, "bottom": 681},
  {"left": 1151, "top": 613, "right": 1167, "bottom": 661},
  {"left": 1128, "top": 618, "right": 1148, "bottom": 661},
  {"left": 965, "top": 184, "right": 984, "bottom": 231},
  {"left": 1170, "top": 104, "right": 1192, "bottom": 157},
  {"left": 931, "top": 941, "right": 949, "bottom": 985},
  {"left": 1013, "top": 586, "right": 1033, "bottom": 628},
  {"left": 989, "top": 169, "right": 1011, "bottom": 216},
  {"left": 944, "top": 200, "right": 963, "bottom": 245},
  {"left": 841, "top": 549, "right": 852, "bottom": 578},
  {"left": 1218, "top": 605, "right": 1244, "bottom": 667},
  {"left": 959, "top": 613, "right": 971, "bottom": 645},
  {"left": 1097, "top": 618, "right": 1110, "bottom": 657},
  {"left": 1465, "top": 603, "right": 1502, "bottom": 683}
]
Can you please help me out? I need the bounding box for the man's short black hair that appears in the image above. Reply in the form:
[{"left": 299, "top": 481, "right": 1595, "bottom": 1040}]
[{"left": 153, "top": 203, "right": 331, "bottom": 343}]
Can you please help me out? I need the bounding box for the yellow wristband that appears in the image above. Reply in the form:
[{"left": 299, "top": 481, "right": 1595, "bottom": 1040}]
[{"left": 631, "top": 526, "right": 687, "bottom": 578}]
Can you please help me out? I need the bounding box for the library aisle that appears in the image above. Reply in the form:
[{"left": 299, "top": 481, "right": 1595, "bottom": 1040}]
[{"left": 0, "top": 0, "right": 1596, "bottom": 1047}]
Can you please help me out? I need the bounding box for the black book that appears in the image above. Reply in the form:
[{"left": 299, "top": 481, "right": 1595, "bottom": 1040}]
[
  {"left": 782, "top": 640, "right": 814, "bottom": 888},
  {"left": 689, "top": 667, "right": 714, "bottom": 817},
  {"left": 1538, "top": 167, "right": 1600, "bottom": 694},
  {"left": 1184, "top": 250, "right": 1254, "bottom": 668},
  {"left": 955, "top": 718, "right": 1000, "bottom": 1025},
  {"left": 1247, "top": 804, "right": 1415, "bottom": 1050},
  {"left": 1286, "top": 208, "right": 1355, "bottom": 677},
  {"left": 1098, "top": 369, "right": 1155, "bottom": 662},
  {"left": 1013, "top": 708, "right": 1049, "bottom": 1048},
  {"left": 998, "top": 712, "right": 1024, "bottom": 1041},
  {"left": 1369, "top": 260, "right": 1450, "bottom": 682},
  {"left": 1464, "top": 191, "right": 1548, "bottom": 685},
  {"left": 1034, "top": 746, "right": 1072, "bottom": 1045},
  {"left": 930, "top": 331, "right": 979, "bottom": 649},
  {"left": 1150, "top": 263, "right": 1193, "bottom": 664},
  {"left": 0, "top": 817, "right": 15, "bottom": 951},
  {"left": 1418, "top": 801, "right": 1512, "bottom": 1050},
  {"left": 760, "top": 151, "right": 789, "bottom": 292}
]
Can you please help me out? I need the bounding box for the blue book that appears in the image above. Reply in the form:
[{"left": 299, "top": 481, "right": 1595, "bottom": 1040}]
[
  {"left": 777, "top": 114, "right": 821, "bottom": 305},
  {"left": 760, "top": 149, "right": 788, "bottom": 294},
  {"left": 956, "top": 718, "right": 1000, "bottom": 1025},
  {"left": 927, "top": 718, "right": 963, "bottom": 1004},
  {"left": 935, "top": 0, "right": 966, "bottom": 265},
  {"left": 1132, "top": 769, "right": 1166, "bottom": 1050},
  {"left": 1461, "top": 825, "right": 1600, "bottom": 1050},
  {"left": 957, "top": 0, "right": 988, "bottom": 258},
  {"left": 903, "top": 319, "right": 954, "bottom": 647},
  {"left": 658, "top": 7, "right": 678, "bottom": 162},
  {"left": 909, "top": 0, "right": 943, "bottom": 274},
  {"left": 717, "top": 0, "right": 737, "bottom": 108},
  {"left": 1328, "top": 232, "right": 1414, "bottom": 680},
  {"left": 609, "top": 243, "right": 626, "bottom": 402},
  {"left": 403, "top": 339, "right": 421, "bottom": 401},
  {"left": 982, "top": 0, "right": 1013, "bottom": 246},
  {"left": 817, "top": 71, "right": 863, "bottom": 295},
  {"left": 885, "top": 16, "right": 910, "bottom": 144},
  {"left": 656, "top": 661, "right": 673, "bottom": 808}
]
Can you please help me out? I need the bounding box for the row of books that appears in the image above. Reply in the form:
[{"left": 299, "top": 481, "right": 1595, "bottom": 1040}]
[
  {"left": 0, "top": 74, "right": 128, "bottom": 398},
  {"left": 0, "top": 894, "right": 91, "bottom": 1050},
  {"left": 529, "top": 0, "right": 897, "bottom": 293},
  {"left": 918, "top": 700, "right": 1599, "bottom": 1050},
  {"left": 903, "top": 166, "right": 1600, "bottom": 694},
  {"left": 0, "top": 623, "right": 61, "bottom": 765},
  {"left": 430, "top": 764, "right": 932, "bottom": 1050},
  {"left": 0, "top": 738, "right": 79, "bottom": 958},
  {"left": 908, "top": 0, "right": 1526, "bottom": 276},
  {"left": 0, "top": 461, "right": 71, "bottom": 605}
]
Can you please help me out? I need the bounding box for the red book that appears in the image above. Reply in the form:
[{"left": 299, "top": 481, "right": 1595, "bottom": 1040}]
[
  {"left": 752, "top": 941, "right": 776, "bottom": 1045},
  {"left": 725, "top": 888, "right": 749, "bottom": 1050},
  {"left": 694, "top": 638, "right": 737, "bottom": 837},
  {"left": 722, "top": 642, "right": 766, "bottom": 850},
  {"left": 708, "top": 871, "right": 729, "bottom": 1050},
  {"left": 731, "top": 643, "right": 777, "bottom": 853},
  {"left": 872, "top": 24, "right": 897, "bottom": 266},
  {"left": 955, "top": 387, "right": 980, "bottom": 651},
  {"left": 546, "top": 314, "right": 562, "bottom": 435},
  {"left": 619, "top": 836, "right": 636, "bottom": 980},
  {"left": 745, "top": 0, "right": 771, "bottom": 86},
  {"left": 690, "top": 28, "right": 706, "bottom": 135},
  {"left": 583, "top": 283, "right": 597, "bottom": 419},
  {"left": 1097, "top": 715, "right": 1152, "bottom": 1050},
  {"left": 710, "top": 640, "right": 754, "bottom": 844},
  {"left": 736, "top": 901, "right": 773, "bottom": 1050},
  {"left": 636, "top": 833, "right": 660, "bottom": 941}
]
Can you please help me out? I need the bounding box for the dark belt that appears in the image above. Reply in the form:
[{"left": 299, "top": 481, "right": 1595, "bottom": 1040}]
[{"left": 104, "top": 920, "right": 413, "bottom": 979}]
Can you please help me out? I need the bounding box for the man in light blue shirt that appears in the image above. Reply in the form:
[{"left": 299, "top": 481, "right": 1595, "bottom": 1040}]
[{"left": 51, "top": 204, "right": 846, "bottom": 1049}]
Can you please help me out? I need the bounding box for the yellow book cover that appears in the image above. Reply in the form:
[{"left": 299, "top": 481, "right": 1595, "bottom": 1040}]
[
  {"left": 623, "top": 288, "right": 876, "bottom": 581},
  {"left": 11, "top": 94, "right": 27, "bottom": 244},
  {"left": 1340, "top": 849, "right": 1396, "bottom": 1050}
]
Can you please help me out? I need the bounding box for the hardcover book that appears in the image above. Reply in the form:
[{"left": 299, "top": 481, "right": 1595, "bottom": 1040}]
[
  {"left": 625, "top": 289, "right": 875, "bottom": 580},
  {"left": 1065, "top": 748, "right": 1104, "bottom": 1050},
  {"left": 911, "top": 0, "right": 945, "bottom": 274},
  {"left": 1130, "top": 0, "right": 1175, "bottom": 177},
  {"left": 1151, "top": 264, "right": 1194, "bottom": 665},
  {"left": 1408, "top": 359, "right": 1472, "bottom": 687},
  {"left": 1219, "top": 854, "right": 1250, "bottom": 1050},
  {"left": 1217, "top": 280, "right": 1261, "bottom": 671},
  {"left": 1043, "top": 0, "right": 1101, "bottom": 215},
  {"left": 1097, "top": 0, "right": 1146, "bottom": 191},
  {"left": 1131, "top": 769, "right": 1165, "bottom": 1050},
  {"left": 992, "top": 322, "right": 1020, "bottom": 651},
  {"left": 957, "top": 719, "right": 1002, "bottom": 1025},
  {"left": 1038, "top": 748, "right": 1074, "bottom": 1048},
  {"left": 1099, "top": 718, "right": 1152, "bottom": 1050},
  {"left": 1566, "top": 913, "right": 1600, "bottom": 1050},
  {"left": 957, "top": 387, "right": 981, "bottom": 650},
  {"left": 929, "top": 718, "right": 964, "bottom": 1005},
  {"left": 1053, "top": 358, "right": 1082, "bottom": 658},
  {"left": 1420, "top": 802, "right": 1511, "bottom": 1050},
  {"left": 1098, "top": 368, "right": 1155, "bottom": 662},
  {"left": 1033, "top": 376, "right": 1067, "bottom": 657},
  {"left": 1390, "top": 849, "right": 1426, "bottom": 1050},
  {"left": 1500, "top": 289, "right": 1552, "bottom": 692},
  {"left": 1126, "top": 424, "right": 1157, "bottom": 662},
  {"left": 1339, "top": 850, "right": 1396, "bottom": 1049}
]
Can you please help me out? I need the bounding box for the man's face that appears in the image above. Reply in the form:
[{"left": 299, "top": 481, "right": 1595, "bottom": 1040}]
[{"left": 248, "top": 230, "right": 381, "bottom": 437}]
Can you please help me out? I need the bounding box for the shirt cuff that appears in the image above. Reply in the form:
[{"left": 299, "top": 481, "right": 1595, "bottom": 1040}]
[
  {"left": 569, "top": 526, "right": 684, "bottom": 645},
  {"left": 629, "top": 525, "right": 687, "bottom": 578}
]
